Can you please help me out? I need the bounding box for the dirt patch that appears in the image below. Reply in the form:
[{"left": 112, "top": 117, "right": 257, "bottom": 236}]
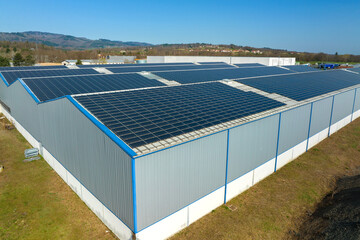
[{"left": 289, "top": 172, "right": 360, "bottom": 240}]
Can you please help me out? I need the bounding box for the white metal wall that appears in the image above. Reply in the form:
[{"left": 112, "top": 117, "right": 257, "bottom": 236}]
[
  {"left": 134, "top": 131, "right": 227, "bottom": 231},
  {"left": 331, "top": 90, "right": 355, "bottom": 124},
  {"left": 146, "top": 56, "right": 296, "bottom": 66},
  {"left": 227, "top": 114, "right": 279, "bottom": 182},
  {"left": 278, "top": 104, "right": 311, "bottom": 155},
  {"left": 309, "top": 97, "right": 333, "bottom": 137}
]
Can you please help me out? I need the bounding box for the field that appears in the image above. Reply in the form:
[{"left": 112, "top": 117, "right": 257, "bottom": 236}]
[{"left": 1, "top": 113, "right": 360, "bottom": 240}]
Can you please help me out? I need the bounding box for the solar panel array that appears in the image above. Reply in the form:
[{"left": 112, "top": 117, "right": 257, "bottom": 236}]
[
  {"left": 0, "top": 65, "right": 67, "bottom": 71},
  {"left": 153, "top": 66, "right": 292, "bottom": 84},
  {"left": 1, "top": 68, "right": 99, "bottom": 85},
  {"left": 74, "top": 82, "right": 285, "bottom": 148},
  {"left": 284, "top": 65, "right": 319, "bottom": 72},
  {"left": 24, "top": 73, "right": 166, "bottom": 102},
  {"left": 107, "top": 64, "right": 235, "bottom": 74},
  {"left": 234, "top": 63, "right": 264, "bottom": 67},
  {"left": 237, "top": 70, "right": 360, "bottom": 101}
]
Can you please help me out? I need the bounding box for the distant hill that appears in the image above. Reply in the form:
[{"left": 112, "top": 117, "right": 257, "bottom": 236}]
[{"left": 0, "top": 31, "right": 152, "bottom": 49}]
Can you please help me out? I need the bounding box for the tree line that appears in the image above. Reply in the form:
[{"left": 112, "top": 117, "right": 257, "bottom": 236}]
[{"left": 0, "top": 41, "right": 359, "bottom": 67}]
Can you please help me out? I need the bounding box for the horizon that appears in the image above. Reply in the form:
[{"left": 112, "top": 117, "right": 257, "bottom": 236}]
[{"left": 1, "top": 0, "right": 359, "bottom": 55}]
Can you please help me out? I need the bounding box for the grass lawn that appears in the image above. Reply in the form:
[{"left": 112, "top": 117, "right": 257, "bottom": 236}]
[
  {"left": 0, "top": 114, "right": 117, "bottom": 240},
  {"left": 171, "top": 118, "right": 360, "bottom": 240}
]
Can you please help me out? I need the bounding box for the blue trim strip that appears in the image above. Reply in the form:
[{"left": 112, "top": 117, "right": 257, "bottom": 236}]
[
  {"left": 66, "top": 95, "right": 137, "bottom": 157},
  {"left": 306, "top": 102, "right": 314, "bottom": 152},
  {"left": 328, "top": 95, "right": 335, "bottom": 137},
  {"left": 0, "top": 72, "right": 9, "bottom": 87},
  {"left": 274, "top": 113, "right": 282, "bottom": 172},
  {"left": 351, "top": 88, "right": 357, "bottom": 122},
  {"left": 19, "top": 78, "right": 40, "bottom": 103},
  {"left": 224, "top": 129, "right": 230, "bottom": 204},
  {"left": 132, "top": 158, "right": 138, "bottom": 233}
]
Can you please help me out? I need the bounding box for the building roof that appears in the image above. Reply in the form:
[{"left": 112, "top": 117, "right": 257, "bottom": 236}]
[{"left": 1, "top": 62, "right": 359, "bottom": 156}]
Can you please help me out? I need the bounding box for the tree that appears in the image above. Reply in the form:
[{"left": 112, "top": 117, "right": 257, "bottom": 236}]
[
  {"left": 0, "top": 56, "right": 10, "bottom": 67},
  {"left": 6, "top": 48, "right": 10, "bottom": 53},
  {"left": 13, "top": 53, "right": 24, "bottom": 66},
  {"left": 24, "top": 55, "right": 35, "bottom": 66},
  {"left": 13, "top": 47, "right": 17, "bottom": 52},
  {"left": 76, "top": 59, "right": 82, "bottom": 65}
]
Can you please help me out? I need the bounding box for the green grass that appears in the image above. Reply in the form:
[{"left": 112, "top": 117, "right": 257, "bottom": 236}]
[{"left": 0, "top": 115, "right": 117, "bottom": 240}]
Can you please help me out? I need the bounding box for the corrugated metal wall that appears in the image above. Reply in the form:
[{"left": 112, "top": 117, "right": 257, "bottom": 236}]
[
  {"left": 332, "top": 90, "right": 355, "bottom": 123},
  {"left": 146, "top": 56, "right": 295, "bottom": 66},
  {"left": 0, "top": 83, "right": 135, "bottom": 231},
  {"left": 135, "top": 131, "right": 227, "bottom": 231},
  {"left": 309, "top": 97, "right": 333, "bottom": 137},
  {"left": 38, "top": 98, "right": 134, "bottom": 230},
  {"left": 0, "top": 77, "right": 8, "bottom": 105},
  {"left": 6, "top": 81, "right": 41, "bottom": 140},
  {"left": 278, "top": 104, "right": 311, "bottom": 154},
  {"left": 227, "top": 114, "right": 279, "bottom": 182}
]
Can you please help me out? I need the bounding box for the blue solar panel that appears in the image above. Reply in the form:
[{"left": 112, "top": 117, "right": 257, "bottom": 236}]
[
  {"left": 153, "top": 66, "right": 292, "bottom": 84},
  {"left": 0, "top": 65, "right": 67, "bottom": 71},
  {"left": 75, "top": 82, "right": 285, "bottom": 148},
  {"left": 234, "top": 63, "right": 265, "bottom": 67},
  {"left": 237, "top": 70, "right": 360, "bottom": 101},
  {"left": 284, "top": 65, "right": 319, "bottom": 72},
  {"left": 23, "top": 73, "right": 166, "bottom": 102},
  {"left": 107, "top": 64, "right": 235, "bottom": 74},
  {"left": 1, "top": 68, "right": 99, "bottom": 85},
  {"left": 348, "top": 68, "right": 360, "bottom": 74}
]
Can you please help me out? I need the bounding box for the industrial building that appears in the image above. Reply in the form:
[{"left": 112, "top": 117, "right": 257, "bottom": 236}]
[
  {"left": 1, "top": 60, "right": 360, "bottom": 240},
  {"left": 146, "top": 56, "right": 296, "bottom": 66}
]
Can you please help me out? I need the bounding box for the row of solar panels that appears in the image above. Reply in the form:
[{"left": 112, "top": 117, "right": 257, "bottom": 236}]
[
  {"left": 75, "top": 82, "right": 285, "bottom": 148},
  {"left": 18, "top": 65, "right": 321, "bottom": 102},
  {"left": 0, "top": 62, "right": 318, "bottom": 86},
  {"left": 0, "top": 63, "right": 233, "bottom": 85},
  {"left": 74, "top": 69, "right": 360, "bottom": 149}
]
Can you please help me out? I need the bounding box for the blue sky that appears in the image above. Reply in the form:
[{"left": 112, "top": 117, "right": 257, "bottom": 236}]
[{"left": 1, "top": 0, "right": 359, "bottom": 54}]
